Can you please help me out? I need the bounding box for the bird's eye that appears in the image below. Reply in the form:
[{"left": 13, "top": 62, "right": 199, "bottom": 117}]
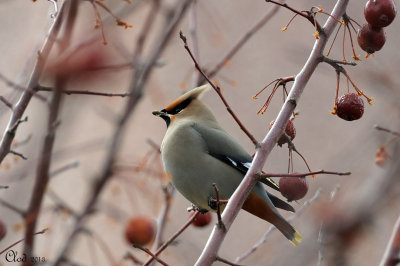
[{"left": 167, "top": 97, "right": 192, "bottom": 115}]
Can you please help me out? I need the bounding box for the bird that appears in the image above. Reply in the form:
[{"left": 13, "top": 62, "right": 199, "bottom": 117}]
[{"left": 152, "top": 85, "right": 302, "bottom": 246}]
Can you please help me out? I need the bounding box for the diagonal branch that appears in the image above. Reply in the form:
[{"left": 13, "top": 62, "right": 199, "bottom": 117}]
[
  {"left": 0, "top": 0, "right": 68, "bottom": 163},
  {"left": 195, "top": 1, "right": 349, "bottom": 264}
]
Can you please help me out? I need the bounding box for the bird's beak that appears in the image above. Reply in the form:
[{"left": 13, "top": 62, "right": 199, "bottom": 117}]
[
  {"left": 153, "top": 110, "right": 171, "bottom": 127},
  {"left": 152, "top": 110, "right": 165, "bottom": 116}
]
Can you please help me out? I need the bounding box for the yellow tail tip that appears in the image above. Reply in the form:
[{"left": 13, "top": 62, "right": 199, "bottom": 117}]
[{"left": 290, "top": 231, "right": 303, "bottom": 246}]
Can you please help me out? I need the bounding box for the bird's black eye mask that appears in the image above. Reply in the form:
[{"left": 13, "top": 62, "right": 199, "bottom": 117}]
[{"left": 163, "top": 97, "right": 193, "bottom": 115}]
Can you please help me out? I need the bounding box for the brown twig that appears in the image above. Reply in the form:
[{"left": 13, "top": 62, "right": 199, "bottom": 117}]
[
  {"left": 0, "top": 96, "right": 13, "bottom": 109},
  {"left": 0, "top": 228, "right": 47, "bottom": 256},
  {"left": 143, "top": 211, "right": 200, "bottom": 266},
  {"left": 259, "top": 170, "right": 351, "bottom": 178},
  {"left": 180, "top": 31, "right": 259, "bottom": 147},
  {"left": 133, "top": 244, "right": 169, "bottom": 266},
  {"left": 375, "top": 125, "right": 400, "bottom": 137},
  {"left": 266, "top": 0, "right": 322, "bottom": 32},
  {"left": 9, "top": 150, "right": 28, "bottom": 160},
  {"left": 22, "top": 76, "right": 64, "bottom": 266},
  {"left": 213, "top": 183, "right": 225, "bottom": 230},
  {"left": 38, "top": 86, "right": 130, "bottom": 97},
  {"left": 195, "top": 1, "right": 349, "bottom": 264}
]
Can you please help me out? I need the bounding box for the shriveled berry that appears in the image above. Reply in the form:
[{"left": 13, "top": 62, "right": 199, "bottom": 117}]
[
  {"left": 191, "top": 212, "right": 212, "bottom": 227},
  {"left": 365, "top": 0, "right": 397, "bottom": 28},
  {"left": 357, "top": 24, "right": 386, "bottom": 54},
  {"left": 270, "top": 119, "right": 296, "bottom": 145},
  {"left": 0, "top": 220, "right": 6, "bottom": 240},
  {"left": 336, "top": 93, "right": 365, "bottom": 121},
  {"left": 125, "top": 216, "right": 156, "bottom": 246},
  {"left": 279, "top": 176, "right": 308, "bottom": 202}
]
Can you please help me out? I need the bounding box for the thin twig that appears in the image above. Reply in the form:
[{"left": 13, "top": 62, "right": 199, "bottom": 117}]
[
  {"left": 38, "top": 86, "right": 130, "bottom": 97},
  {"left": 189, "top": 0, "right": 201, "bottom": 87},
  {"left": 265, "top": 0, "right": 322, "bottom": 32},
  {"left": 180, "top": 31, "right": 259, "bottom": 147},
  {"left": 0, "top": 96, "right": 13, "bottom": 109},
  {"left": 143, "top": 211, "right": 200, "bottom": 266},
  {"left": 9, "top": 150, "right": 28, "bottom": 160},
  {"left": 213, "top": 183, "right": 225, "bottom": 230},
  {"left": 0, "top": 228, "right": 47, "bottom": 256},
  {"left": 133, "top": 244, "right": 169, "bottom": 266},
  {"left": 375, "top": 125, "right": 400, "bottom": 137},
  {"left": 259, "top": 170, "right": 350, "bottom": 178}
]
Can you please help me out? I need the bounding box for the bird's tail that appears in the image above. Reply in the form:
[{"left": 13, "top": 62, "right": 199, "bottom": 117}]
[
  {"left": 274, "top": 219, "right": 303, "bottom": 246},
  {"left": 243, "top": 192, "right": 302, "bottom": 246}
]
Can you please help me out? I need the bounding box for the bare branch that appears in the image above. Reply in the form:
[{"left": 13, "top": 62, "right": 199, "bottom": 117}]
[
  {"left": 38, "top": 86, "right": 130, "bottom": 97},
  {"left": 133, "top": 244, "right": 169, "bottom": 266},
  {"left": 143, "top": 211, "right": 200, "bottom": 266},
  {"left": 259, "top": 170, "right": 351, "bottom": 178},
  {"left": 0, "top": 96, "right": 13, "bottom": 109},
  {"left": 0, "top": 0, "right": 67, "bottom": 163},
  {"left": 180, "top": 31, "right": 259, "bottom": 147},
  {"left": 195, "top": 1, "right": 349, "bottom": 264},
  {"left": 375, "top": 125, "right": 400, "bottom": 137},
  {"left": 22, "top": 75, "right": 64, "bottom": 266},
  {"left": 0, "top": 228, "right": 47, "bottom": 256}
]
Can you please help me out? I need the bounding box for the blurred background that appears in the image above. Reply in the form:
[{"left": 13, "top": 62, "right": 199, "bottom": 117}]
[{"left": 0, "top": 0, "right": 399, "bottom": 265}]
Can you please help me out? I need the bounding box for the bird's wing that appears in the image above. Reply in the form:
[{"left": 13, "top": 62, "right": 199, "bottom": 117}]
[
  {"left": 267, "top": 192, "right": 295, "bottom": 212},
  {"left": 192, "top": 123, "right": 280, "bottom": 192}
]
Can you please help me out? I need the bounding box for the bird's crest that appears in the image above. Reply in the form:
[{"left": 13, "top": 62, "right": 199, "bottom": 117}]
[{"left": 163, "top": 85, "right": 210, "bottom": 114}]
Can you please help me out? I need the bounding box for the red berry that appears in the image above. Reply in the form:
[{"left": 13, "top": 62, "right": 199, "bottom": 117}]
[
  {"left": 270, "top": 119, "right": 296, "bottom": 145},
  {"left": 0, "top": 220, "right": 6, "bottom": 240},
  {"left": 125, "top": 216, "right": 156, "bottom": 246},
  {"left": 279, "top": 175, "right": 308, "bottom": 202},
  {"left": 336, "top": 93, "right": 365, "bottom": 121},
  {"left": 357, "top": 24, "right": 386, "bottom": 54},
  {"left": 365, "top": 0, "right": 397, "bottom": 28},
  {"left": 191, "top": 212, "right": 212, "bottom": 227}
]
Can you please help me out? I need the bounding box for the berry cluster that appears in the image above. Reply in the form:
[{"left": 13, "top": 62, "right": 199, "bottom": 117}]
[{"left": 357, "top": 0, "right": 397, "bottom": 54}]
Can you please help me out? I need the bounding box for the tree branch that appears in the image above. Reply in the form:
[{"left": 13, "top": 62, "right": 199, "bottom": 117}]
[
  {"left": 195, "top": 1, "right": 349, "bottom": 264},
  {"left": 0, "top": 0, "right": 67, "bottom": 163}
]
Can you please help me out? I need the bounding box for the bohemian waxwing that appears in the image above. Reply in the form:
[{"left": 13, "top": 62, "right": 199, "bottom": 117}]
[{"left": 152, "top": 85, "right": 302, "bottom": 246}]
